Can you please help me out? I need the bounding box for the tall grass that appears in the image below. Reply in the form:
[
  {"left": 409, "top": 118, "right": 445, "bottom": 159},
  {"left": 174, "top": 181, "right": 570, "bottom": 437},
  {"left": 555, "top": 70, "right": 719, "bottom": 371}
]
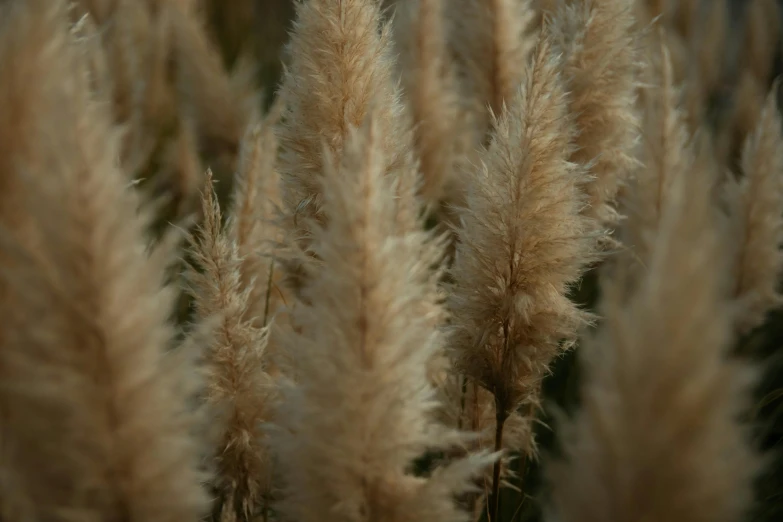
[{"left": 0, "top": 0, "right": 781, "bottom": 522}]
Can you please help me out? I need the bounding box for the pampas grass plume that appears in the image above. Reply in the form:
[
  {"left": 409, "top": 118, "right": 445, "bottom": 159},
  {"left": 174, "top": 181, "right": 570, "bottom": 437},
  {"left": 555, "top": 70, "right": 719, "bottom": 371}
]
[
  {"left": 0, "top": 2, "right": 208, "bottom": 520},
  {"left": 547, "top": 126, "right": 758, "bottom": 522},
  {"left": 727, "top": 87, "right": 783, "bottom": 333},
  {"left": 270, "top": 115, "right": 491, "bottom": 522}
]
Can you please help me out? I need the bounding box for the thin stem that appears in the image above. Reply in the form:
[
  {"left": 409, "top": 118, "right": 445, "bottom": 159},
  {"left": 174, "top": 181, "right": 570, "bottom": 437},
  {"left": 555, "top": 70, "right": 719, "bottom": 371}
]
[
  {"left": 472, "top": 380, "right": 480, "bottom": 432},
  {"left": 489, "top": 406, "right": 507, "bottom": 522},
  {"left": 262, "top": 259, "right": 275, "bottom": 327},
  {"left": 465, "top": 380, "right": 483, "bottom": 518},
  {"left": 458, "top": 374, "right": 468, "bottom": 430},
  {"left": 488, "top": 313, "right": 513, "bottom": 522}
]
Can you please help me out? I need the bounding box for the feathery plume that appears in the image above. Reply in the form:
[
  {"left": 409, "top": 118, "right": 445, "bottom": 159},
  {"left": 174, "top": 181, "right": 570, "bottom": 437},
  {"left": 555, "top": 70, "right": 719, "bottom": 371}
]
[
  {"left": 0, "top": 2, "right": 208, "bottom": 520},
  {"left": 450, "top": 0, "right": 537, "bottom": 137},
  {"left": 726, "top": 88, "right": 783, "bottom": 334},
  {"left": 276, "top": 0, "right": 417, "bottom": 260},
  {"left": 186, "top": 171, "right": 275, "bottom": 522},
  {"left": 717, "top": 70, "right": 767, "bottom": 172},
  {"left": 230, "top": 108, "right": 285, "bottom": 331},
  {"left": 0, "top": 0, "right": 79, "bottom": 512},
  {"left": 549, "top": 0, "right": 640, "bottom": 240},
  {"left": 72, "top": 0, "right": 255, "bottom": 220},
  {"left": 395, "top": 0, "right": 470, "bottom": 208},
  {"left": 546, "top": 127, "right": 758, "bottom": 522},
  {"left": 72, "top": 0, "right": 180, "bottom": 178},
  {"left": 448, "top": 39, "right": 595, "bottom": 519},
  {"left": 271, "top": 116, "right": 490, "bottom": 522},
  {"left": 617, "top": 35, "right": 692, "bottom": 288}
]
